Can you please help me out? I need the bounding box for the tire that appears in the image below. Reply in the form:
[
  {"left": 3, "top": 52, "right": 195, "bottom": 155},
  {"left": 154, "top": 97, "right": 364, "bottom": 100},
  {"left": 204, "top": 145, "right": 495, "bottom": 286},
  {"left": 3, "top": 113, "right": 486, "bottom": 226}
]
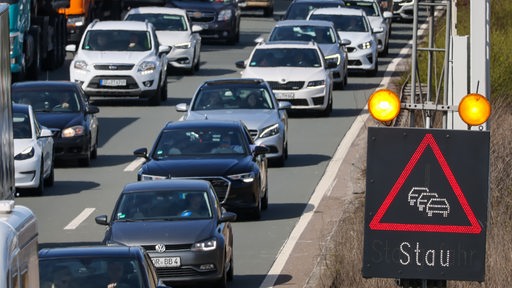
[
  {"left": 320, "top": 94, "right": 332, "bottom": 117},
  {"left": 91, "top": 135, "right": 98, "bottom": 159},
  {"left": 79, "top": 150, "right": 91, "bottom": 167},
  {"left": 148, "top": 85, "right": 162, "bottom": 106},
  {"left": 34, "top": 163, "right": 44, "bottom": 196},
  {"left": 194, "top": 54, "right": 201, "bottom": 72},
  {"left": 227, "top": 254, "right": 234, "bottom": 282},
  {"left": 250, "top": 189, "right": 262, "bottom": 220},
  {"left": 262, "top": 184, "right": 268, "bottom": 210},
  {"left": 26, "top": 26, "right": 41, "bottom": 80},
  {"left": 214, "top": 264, "right": 228, "bottom": 288},
  {"left": 160, "top": 75, "right": 168, "bottom": 102},
  {"left": 333, "top": 78, "right": 344, "bottom": 90},
  {"left": 187, "top": 52, "right": 198, "bottom": 75},
  {"left": 44, "top": 161, "right": 54, "bottom": 187}
]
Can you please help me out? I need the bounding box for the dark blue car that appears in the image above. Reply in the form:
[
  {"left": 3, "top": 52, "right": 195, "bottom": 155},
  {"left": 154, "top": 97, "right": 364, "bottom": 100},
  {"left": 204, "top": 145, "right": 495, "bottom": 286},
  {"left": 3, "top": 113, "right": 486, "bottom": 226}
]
[{"left": 12, "top": 81, "right": 100, "bottom": 166}]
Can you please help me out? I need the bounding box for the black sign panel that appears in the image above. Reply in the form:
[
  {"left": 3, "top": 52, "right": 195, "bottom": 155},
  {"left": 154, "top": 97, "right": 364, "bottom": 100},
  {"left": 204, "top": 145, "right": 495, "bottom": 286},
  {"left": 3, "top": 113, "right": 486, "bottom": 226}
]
[{"left": 362, "top": 127, "right": 489, "bottom": 281}]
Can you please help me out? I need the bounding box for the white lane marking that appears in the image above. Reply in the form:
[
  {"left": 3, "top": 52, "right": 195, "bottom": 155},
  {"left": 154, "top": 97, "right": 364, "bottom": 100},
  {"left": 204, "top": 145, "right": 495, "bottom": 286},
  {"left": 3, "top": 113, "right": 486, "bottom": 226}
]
[
  {"left": 64, "top": 208, "right": 96, "bottom": 230},
  {"left": 124, "top": 157, "right": 146, "bottom": 172},
  {"left": 260, "top": 28, "right": 419, "bottom": 288}
]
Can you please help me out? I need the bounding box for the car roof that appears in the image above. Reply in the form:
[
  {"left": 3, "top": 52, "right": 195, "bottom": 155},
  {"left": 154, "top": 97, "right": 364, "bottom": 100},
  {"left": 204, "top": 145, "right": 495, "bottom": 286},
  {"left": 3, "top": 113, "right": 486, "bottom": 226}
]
[
  {"left": 38, "top": 245, "right": 145, "bottom": 259},
  {"left": 12, "top": 103, "right": 30, "bottom": 113},
  {"left": 87, "top": 20, "right": 153, "bottom": 31},
  {"left": 12, "top": 80, "right": 78, "bottom": 89},
  {"left": 310, "top": 7, "right": 366, "bottom": 16},
  {"left": 163, "top": 119, "right": 243, "bottom": 130},
  {"left": 121, "top": 179, "right": 211, "bottom": 194},
  {"left": 274, "top": 19, "right": 336, "bottom": 28},
  {"left": 124, "top": 6, "right": 188, "bottom": 17},
  {"left": 256, "top": 41, "right": 320, "bottom": 49},
  {"left": 202, "top": 78, "right": 269, "bottom": 86}
]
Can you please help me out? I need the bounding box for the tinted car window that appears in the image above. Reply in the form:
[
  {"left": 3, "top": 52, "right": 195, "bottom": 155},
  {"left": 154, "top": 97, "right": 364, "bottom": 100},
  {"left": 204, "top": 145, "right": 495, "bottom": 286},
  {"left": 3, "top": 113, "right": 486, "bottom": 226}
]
[
  {"left": 345, "top": 1, "right": 380, "bottom": 16},
  {"left": 12, "top": 112, "right": 32, "bottom": 139},
  {"left": 82, "top": 30, "right": 152, "bottom": 51},
  {"left": 269, "top": 26, "right": 336, "bottom": 44},
  {"left": 309, "top": 14, "right": 369, "bottom": 32},
  {"left": 12, "top": 88, "right": 82, "bottom": 112},
  {"left": 249, "top": 48, "right": 321, "bottom": 68},
  {"left": 126, "top": 13, "right": 188, "bottom": 31},
  {"left": 285, "top": 2, "right": 343, "bottom": 20},
  {"left": 192, "top": 86, "right": 274, "bottom": 110}
]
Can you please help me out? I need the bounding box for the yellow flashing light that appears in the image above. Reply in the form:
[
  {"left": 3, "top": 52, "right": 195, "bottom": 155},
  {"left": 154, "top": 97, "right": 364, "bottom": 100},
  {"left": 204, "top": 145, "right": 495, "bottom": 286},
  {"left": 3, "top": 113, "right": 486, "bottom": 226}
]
[
  {"left": 368, "top": 89, "right": 401, "bottom": 123},
  {"left": 458, "top": 93, "right": 491, "bottom": 126}
]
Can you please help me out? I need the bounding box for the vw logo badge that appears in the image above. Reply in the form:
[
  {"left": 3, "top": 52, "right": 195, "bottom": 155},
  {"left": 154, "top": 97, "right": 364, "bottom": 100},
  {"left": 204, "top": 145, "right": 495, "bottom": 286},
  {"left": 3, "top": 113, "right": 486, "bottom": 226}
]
[{"left": 155, "top": 244, "right": 166, "bottom": 253}]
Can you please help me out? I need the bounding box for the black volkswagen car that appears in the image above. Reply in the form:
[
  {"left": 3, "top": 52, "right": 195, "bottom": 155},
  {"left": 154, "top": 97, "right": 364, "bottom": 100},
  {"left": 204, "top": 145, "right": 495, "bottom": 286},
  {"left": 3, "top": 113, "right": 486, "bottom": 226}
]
[
  {"left": 134, "top": 120, "right": 269, "bottom": 219},
  {"left": 166, "top": 0, "right": 243, "bottom": 44},
  {"left": 11, "top": 81, "right": 100, "bottom": 167},
  {"left": 95, "top": 179, "right": 236, "bottom": 287}
]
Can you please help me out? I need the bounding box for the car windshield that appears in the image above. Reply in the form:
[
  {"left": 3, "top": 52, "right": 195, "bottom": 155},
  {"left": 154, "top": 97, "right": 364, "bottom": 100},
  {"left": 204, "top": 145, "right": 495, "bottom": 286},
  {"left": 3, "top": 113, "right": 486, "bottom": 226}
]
[
  {"left": 249, "top": 48, "right": 322, "bottom": 68},
  {"left": 12, "top": 112, "right": 32, "bottom": 139},
  {"left": 269, "top": 25, "right": 336, "bottom": 44},
  {"left": 12, "top": 88, "right": 82, "bottom": 113},
  {"left": 39, "top": 257, "right": 144, "bottom": 288},
  {"left": 192, "top": 85, "right": 274, "bottom": 110},
  {"left": 309, "top": 14, "right": 369, "bottom": 32},
  {"left": 125, "top": 13, "right": 188, "bottom": 31},
  {"left": 152, "top": 127, "right": 247, "bottom": 158},
  {"left": 345, "top": 1, "right": 380, "bottom": 16},
  {"left": 115, "top": 190, "right": 212, "bottom": 220},
  {"left": 82, "top": 30, "right": 151, "bottom": 51},
  {"left": 286, "top": 2, "right": 343, "bottom": 20}
]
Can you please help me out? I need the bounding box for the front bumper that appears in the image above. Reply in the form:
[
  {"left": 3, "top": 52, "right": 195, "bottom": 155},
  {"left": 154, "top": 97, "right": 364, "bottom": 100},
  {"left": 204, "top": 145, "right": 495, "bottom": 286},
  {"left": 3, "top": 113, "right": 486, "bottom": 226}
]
[
  {"left": 14, "top": 158, "right": 41, "bottom": 188},
  {"left": 167, "top": 47, "right": 195, "bottom": 69},
  {"left": 254, "top": 132, "right": 284, "bottom": 160},
  {"left": 269, "top": 83, "right": 329, "bottom": 111},
  {"left": 346, "top": 46, "right": 377, "bottom": 71},
  {"left": 53, "top": 134, "right": 90, "bottom": 161},
  {"left": 193, "top": 20, "right": 236, "bottom": 41}
]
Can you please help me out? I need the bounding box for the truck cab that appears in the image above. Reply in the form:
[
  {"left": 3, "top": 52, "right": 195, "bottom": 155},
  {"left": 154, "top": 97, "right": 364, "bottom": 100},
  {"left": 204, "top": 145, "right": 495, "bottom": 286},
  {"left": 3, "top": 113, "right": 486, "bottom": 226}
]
[{"left": 58, "top": 0, "right": 97, "bottom": 44}]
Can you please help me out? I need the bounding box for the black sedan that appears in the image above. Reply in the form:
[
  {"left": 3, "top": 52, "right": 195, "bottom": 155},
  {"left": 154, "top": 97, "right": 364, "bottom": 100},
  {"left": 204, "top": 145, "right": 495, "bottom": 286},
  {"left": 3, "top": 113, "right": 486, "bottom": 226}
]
[
  {"left": 95, "top": 179, "right": 236, "bottom": 287},
  {"left": 133, "top": 119, "right": 269, "bottom": 219},
  {"left": 38, "top": 245, "right": 171, "bottom": 288},
  {"left": 12, "top": 81, "right": 100, "bottom": 167}
]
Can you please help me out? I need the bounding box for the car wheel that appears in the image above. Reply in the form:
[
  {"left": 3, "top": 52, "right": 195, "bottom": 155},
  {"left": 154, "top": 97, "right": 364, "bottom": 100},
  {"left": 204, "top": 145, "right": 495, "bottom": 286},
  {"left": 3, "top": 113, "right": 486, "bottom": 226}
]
[
  {"left": 214, "top": 264, "right": 228, "bottom": 288},
  {"left": 320, "top": 94, "right": 333, "bottom": 117},
  {"left": 79, "top": 150, "right": 91, "bottom": 167},
  {"left": 333, "top": 79, "right": 344, "bottom": 90},
  {"left": 44, "top": 160, "right": 54, "bottom": 187},
  {"left": 161, "top": 75, "right": 168, "bottom": 102},
  {"left": 227, "top": 253, "right": 234, "bottom": 282},
  {"left": 250, "top": 191, "right": 262, "bottom": 220},
  {"left": 262, "top": 184, "right": 268, "bottom": 210},
  {"left": 34, "top": 162, "right": 44, "bottom": 196},
  {"left": 148, "top": 84, "right": 162, "bottom": 106}
]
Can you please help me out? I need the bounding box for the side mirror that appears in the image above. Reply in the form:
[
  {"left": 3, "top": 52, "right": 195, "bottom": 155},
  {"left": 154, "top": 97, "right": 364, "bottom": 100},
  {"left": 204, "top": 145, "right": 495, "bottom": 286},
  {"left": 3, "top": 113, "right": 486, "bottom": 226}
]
[
  {"left": 158, "top": 45, "right": 171, "bottom": 55},
  {"left": 87, "top": 105, "right": 100, "bottom": 114},
  {"left": 176, "top": 103, "right": 188, "bottom": 112},
  {"left": 134, "top": 147, "right": 149, "bottom": 159},
  {"left": 253, "top": 145, "right": 270, "bottom": 156},
  {"left": 65, "top": 44, "right": 77, "bottom": 53},
  {"left": 372, "top": 27, "right": 384, "bottom": 34},
  {"left": 219, "top": 211, "right": 237, "bottom": 223},
  {"left": 235, "top": 60, "right": 246, "bottom": 69},
  {"left": 39, "top": 127, "right": 53, "bottom": 138},
  {"left": 254, "top": 36, "right": 264, "bottom": 44},
  {"left": 95, "top": 215, "right": 108, "bottom": 226},
  {"left": 278, "top": 101, "right": 292, "bottom": 110},
  {"left": 191, "top": 25, "right": 203, "bottom": 33},
  {"left": 340, "top": 39, "right": 351, "bottom": 46},
  {"left": 383, "top": 11, "right": 393, "bottom": 19}
]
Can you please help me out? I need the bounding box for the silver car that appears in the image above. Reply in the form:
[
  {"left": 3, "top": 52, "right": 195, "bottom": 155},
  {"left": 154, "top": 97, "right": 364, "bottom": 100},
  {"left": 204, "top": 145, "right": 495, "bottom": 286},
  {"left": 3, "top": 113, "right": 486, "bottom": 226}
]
[
  {"left": 265, "top": 19, "right": 350, "bottom": 89},
  {"left": 176, "top": 78, "right": 291, "bottom": 166}
]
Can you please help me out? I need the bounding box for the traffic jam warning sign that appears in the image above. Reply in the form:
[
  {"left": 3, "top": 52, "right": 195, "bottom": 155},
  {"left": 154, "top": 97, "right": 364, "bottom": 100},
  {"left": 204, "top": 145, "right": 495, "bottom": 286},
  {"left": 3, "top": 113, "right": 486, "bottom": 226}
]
[{"left": 362, "top": 127, "right": 490, "bottom": 281}]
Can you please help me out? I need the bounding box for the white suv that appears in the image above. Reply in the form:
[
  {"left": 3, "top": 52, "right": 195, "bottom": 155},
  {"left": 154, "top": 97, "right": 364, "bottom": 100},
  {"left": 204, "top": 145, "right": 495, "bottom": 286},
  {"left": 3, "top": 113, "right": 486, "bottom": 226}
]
[
  {"left": 66, "top": 20, "right": 171, "bottom": 106},
  {"left": 236, "top": 41, "right": 335, "bottom": 116}
]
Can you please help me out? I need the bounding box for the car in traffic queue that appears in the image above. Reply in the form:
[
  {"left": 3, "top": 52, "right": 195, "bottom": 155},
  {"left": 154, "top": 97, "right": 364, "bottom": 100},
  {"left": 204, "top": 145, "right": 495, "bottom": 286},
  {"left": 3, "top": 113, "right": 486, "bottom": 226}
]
[
  {"left": 282, "top": 0, "right": 345, "bottom": 20},
  {"left": 12, "top": 104, "right": 54, "bottom": 196},
  {"left": 265, "top": 19, "right": 350, "bottom": 89},
  {"left": 240, "top": 0, "right": 274, "bottom": 17},
  {"left": 66, "top": 20, "right": 171, "bottom": 106},
  {"left": 165, "top": 0, "right": 243, "bottom": 45},
  {"left": 133, "top": 120, "right": 269, "bottom": 219},
  {"left": 307, "top": 7, "right": 379, "bottom": 76},
  {"left": 11, "top": 81, "right": 100, "bottom": 167},
  {"left": 38, "top": 245, "right": 172, "bottom": 288},
  {"left": 344, "top": 0, "right": 393, "bottom": 56},
  {"left": 95, "top": 179, "right": 236, "bottom": 288},
  {"left": 124, "top": 6, "right": 203, "bottom": 75},
  {"left": 176, "top": 78, "right": 291, "bottom": 166},
  {"left": 392, "top": 0, "right": 414, "bottom": 21},
  {"left": 235, "top": 41, "right": 335, "bottom": 116}
]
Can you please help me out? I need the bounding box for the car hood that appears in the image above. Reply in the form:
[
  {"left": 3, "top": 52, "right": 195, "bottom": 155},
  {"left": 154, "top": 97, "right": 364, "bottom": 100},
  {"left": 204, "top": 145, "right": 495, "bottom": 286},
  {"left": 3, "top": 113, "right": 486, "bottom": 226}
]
[
  {"left": 185, "top": 110, "right": 278, "bottom": 131},
  {"left": 76, "top": 50, "right": 154, "bottom": 64},
  {"left": 318, "top": 43, "right": 341, "bottom": 57},
  {"left": 109, "top": 220, "right": 215, "bottom": 245},
  {"left": 142, "top": 157, "right": 251, "bottom": 177},
  {"left": 156, "top": 31, "right": 191, "bottom": 46},
  {"left": 35, "top": 112, "right": 83, "bottom": 130},
  {"left": 14, "top": 139, "right": 35, "bottom": 155},
  {"left": 167, "top": 1, "right": 230, "bottom": 12},
  {"left": 242, "top": 67, "right": 327, "bottom": 82},
  {"left": 338, "top": 31, "right": 373, "bottom": 46}
]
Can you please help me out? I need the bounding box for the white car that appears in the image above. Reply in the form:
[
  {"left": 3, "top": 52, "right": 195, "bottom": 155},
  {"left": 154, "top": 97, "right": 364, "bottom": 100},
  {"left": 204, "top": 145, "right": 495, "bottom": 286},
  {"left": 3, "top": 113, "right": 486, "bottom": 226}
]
[
  {"left": 265, "top": 20, "right": 350, "bottom": 90},
  {"left": 66, "top": 20, "right": 171, "bottom": 106},
  {"left": 176, "top": 78, "right": 291, "bottom": 166},
  {"left": 308, "top": 7, "right": 379, "bottom": 76},
  {"left": 236, "top": 41, "right": 335, "bottom": 116},
  {"left": 13, "top": 104, "right": 54, "bottom": 196},
  {"left": 392, "top": 0, "right": 414, "bottom": 22},
  {"left": 124, "top": 6, "right": 202, "bottom": 75},
  {"left": 344, "top": 0, "right": 393, "bottom": 56}
]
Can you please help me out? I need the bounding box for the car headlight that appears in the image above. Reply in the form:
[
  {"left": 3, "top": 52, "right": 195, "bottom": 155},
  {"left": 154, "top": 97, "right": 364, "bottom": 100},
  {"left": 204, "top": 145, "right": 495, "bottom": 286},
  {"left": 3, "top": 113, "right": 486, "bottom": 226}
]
[
  {"left": 73, "top": 60, "right": 89, "bottom": 71},
  {"left": 358, "top": 41, "right": 373, "bottom": 50},
  {"left": 140, "top": 174, "right": 168, "bottom": 181},
  {"left": 62, "top": 125, "right": 85, "bottom": 138},
  {"left": 307, "top": 80, "right": 325, "bottom": 87},
  {"left": 14, "top": 147, "right": 34, "bottom": 160},
  {"left": 218, "top": 9, "right": 232, "bottom": 21},
  {"left": 228, "top": 172, "right": 255, "bottom": 183},
  {"left": 325, "top": 54, "right": 341, "bottom": 65},
  {"left": 68, "top": 15, "right": 85, "bottom": 27},
  {"left": 174, "top": 42, "right": 192, "bottom": 49},
  {"left": 191, "top": 237, "right": 217, "bottom": 252},
  {"left": 259, "top": 123, "right": 279, "bottom": 138},
  {"left": 138, "top": 61, "right": 157, "bottom": 75}
]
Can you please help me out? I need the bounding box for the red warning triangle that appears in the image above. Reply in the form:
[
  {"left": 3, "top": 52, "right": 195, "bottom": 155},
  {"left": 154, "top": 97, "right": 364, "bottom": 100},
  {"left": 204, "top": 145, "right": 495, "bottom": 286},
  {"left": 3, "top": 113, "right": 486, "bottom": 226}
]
[{"left": 369, "top": 133, "right": 481, "bottom": 234}]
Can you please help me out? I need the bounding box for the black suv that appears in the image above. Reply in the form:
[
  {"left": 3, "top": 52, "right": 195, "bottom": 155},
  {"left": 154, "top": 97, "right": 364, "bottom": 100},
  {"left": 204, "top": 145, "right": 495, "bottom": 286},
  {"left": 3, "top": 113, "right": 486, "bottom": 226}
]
[{"left": 166, "top": 0, "right": 243, "bottom": 44}]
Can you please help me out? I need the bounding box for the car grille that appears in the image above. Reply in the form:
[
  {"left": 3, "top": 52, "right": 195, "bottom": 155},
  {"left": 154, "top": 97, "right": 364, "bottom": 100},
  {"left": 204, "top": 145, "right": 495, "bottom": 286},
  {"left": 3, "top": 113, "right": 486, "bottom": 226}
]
[
  {"left": 142, "top": 244, "right": 191, "bottom": 252},
  {"left": 94, "top": 64, "right": 135, "bottom": 70},
  {"left": 348, "top": 59, "right": 363, "bottom": 66},
  {"left": 248, "top": 129, "right": 259, "bottom": 140},
  {"left": 87, "top": 76, "right": 139, "bottom": 89},
  {"left": 157, "top": 267, "right": 217, "bottom": 278},
  {"left": 267, "top": 81, "right": 304, "bottom": 91},
  {"left": 346, "top": 47, "right": 356, "bottom": 53},
  {"left": 187, "top": 11, "right": 216, "bottom": 23},
  {"left": 288, "top": 99, "right": 308, "bottom": 106},
  {"left": 174, "top": 176, "right": 230, "bottom": 202}
]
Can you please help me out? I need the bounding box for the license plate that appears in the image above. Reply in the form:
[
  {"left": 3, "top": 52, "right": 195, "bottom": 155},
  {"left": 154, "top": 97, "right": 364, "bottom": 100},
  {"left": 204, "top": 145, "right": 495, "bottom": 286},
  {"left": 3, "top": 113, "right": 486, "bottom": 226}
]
[
  {"left": 275, "top": 92, "right": 295, "bottom": 99},
  {"left": 100, "top": 79, "right": 126, "bottom": 87},
  {"left": 151, "top": 257, "right": 181, "bottom": 268}
]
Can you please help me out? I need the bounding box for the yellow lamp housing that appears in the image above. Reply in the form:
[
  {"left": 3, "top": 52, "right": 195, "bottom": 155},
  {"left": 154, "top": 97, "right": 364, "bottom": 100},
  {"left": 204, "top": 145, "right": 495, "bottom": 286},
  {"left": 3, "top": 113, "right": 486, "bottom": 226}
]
[
  {"left": 458, "top": 93, "right": 491, "bottom": 126},
  {"left": 368, "top": 89, "right": 401, "bottom": 123}
]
